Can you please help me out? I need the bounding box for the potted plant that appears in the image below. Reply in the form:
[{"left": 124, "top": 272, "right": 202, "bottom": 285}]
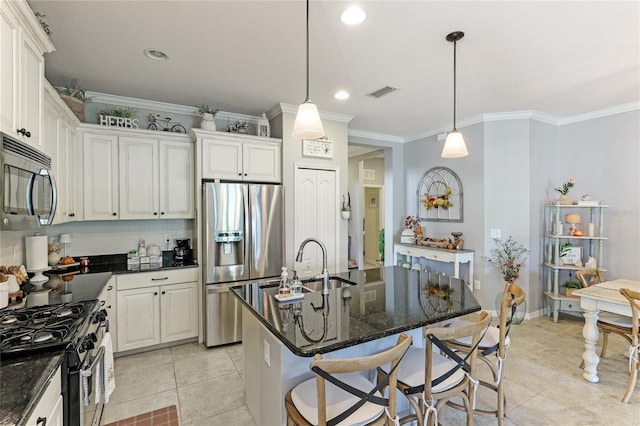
[
  {"left": 55, "top": 79, "right": 90, "bottom": 122},
  {"left": 228, "top": 120, "right": 248, "bottom": 134},
  {"left": 97, "top": 107, "right": 138, "bottom": 118},
  {"left": 341, "top": 195, "right": 351, "bottom": 220},
  {"left": 564, "top": 280, "right": 583, "bottom": 297},
  {"left": 196, "top": 105, "right": 219, "bottom": 131}
]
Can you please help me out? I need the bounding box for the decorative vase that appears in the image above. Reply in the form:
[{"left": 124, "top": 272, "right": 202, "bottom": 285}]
[
  {"left": 48, "top": 251, "right": 61, "bottom": 266},
  {"left": 201, "top": 113, "right": 216, "bottom": 131},
  {"left": 341, "top": 210, "right": 351, "bottom": 220},
  {"left": 495, "top": 284, "right": 527, "bottom": 325},
  {"left": 558, "top": 194, "right": 571, "bottom": 205}
]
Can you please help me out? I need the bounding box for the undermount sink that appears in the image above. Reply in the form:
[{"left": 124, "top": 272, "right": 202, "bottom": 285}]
[{"left": 301, "top": 277, "right": 356, "bottom": 292}]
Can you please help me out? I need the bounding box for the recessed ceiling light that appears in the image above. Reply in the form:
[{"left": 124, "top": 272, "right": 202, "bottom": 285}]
[
  {"left": 143, "top": 48, "right": 169, "bottom": 61},
  {"left": 334, "top": 90, "right": 350, "bottom": 100},
  {"left": 341, "top": 6, "right": 366, "bottom": 25}
]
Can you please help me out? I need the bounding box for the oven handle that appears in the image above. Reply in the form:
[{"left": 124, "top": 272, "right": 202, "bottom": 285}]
[{"left": 80, "top": 346, "right": 105, "bottom": 376}]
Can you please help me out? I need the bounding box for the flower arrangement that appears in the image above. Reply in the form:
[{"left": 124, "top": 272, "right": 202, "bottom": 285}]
[
  {"left": 483, "top": 236, "right": 530, "bottom": 284},
  {"left": 48, "top": 244, "right": 61, "bottom": 254},
  {"left": 420, "top": 187, "right": 453, "bottom": 210},
  {"left": 555, "top": 177, "right": 575, "bottom": 195}
]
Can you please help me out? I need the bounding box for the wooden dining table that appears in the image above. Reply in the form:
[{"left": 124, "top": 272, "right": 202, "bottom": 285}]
[{"left": 573, "top": 278, "right": 640, "bottom": 383}]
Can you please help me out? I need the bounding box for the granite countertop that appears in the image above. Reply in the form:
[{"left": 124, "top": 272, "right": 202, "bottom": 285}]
[
  {"left": 1, "top": 254, "right": 199, "bottom": 426},
  {"left": 231, "top": 266, "right": 481, "bottom": 357}
]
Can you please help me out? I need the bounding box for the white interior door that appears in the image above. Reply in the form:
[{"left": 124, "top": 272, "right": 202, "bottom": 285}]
[{"left": 294, "top": 167, "right": 338, "bottom": 277}]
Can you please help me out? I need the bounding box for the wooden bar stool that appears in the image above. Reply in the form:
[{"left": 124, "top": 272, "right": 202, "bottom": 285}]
[{"left": 284, "top": 333, "right": 411, "bottom": 426}]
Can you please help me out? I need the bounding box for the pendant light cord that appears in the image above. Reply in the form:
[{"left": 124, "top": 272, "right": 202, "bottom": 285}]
[
  {"left": 305, "top": 0, "right": 310, "bottom": 102},
  {"left": 452, "top": 39, "right": 457, "bottom": 131}
]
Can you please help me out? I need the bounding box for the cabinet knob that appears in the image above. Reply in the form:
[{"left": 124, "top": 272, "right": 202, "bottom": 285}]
[
  {"left": 154, "top": 292, "right": 158, "bottom": 296},
  {"left": 112, "top": 212, "right": 117, "bottom": 216},
  {"left": 108, "top": 286, "right": 113, "bottom": 291},
  {"left": 36, "top": 417, "right": 47, "bottom": 426},
  {"left": 153, "top": 212, "right": 158, "bottom": 216},
  {"left": 162, "top": 291, "right": 166, "bottom": 295},
  {"left": 238, "top": 173, "right": 242, "bottom": 176},
  {"left": 160, "top": 212, "right": 165, "bottom": 215},
  {"left": 244, "top": 173, "right": 247, "bottom": 176},
  {"left": 69, "top": 213, "right": 75, "bottom": 217}
]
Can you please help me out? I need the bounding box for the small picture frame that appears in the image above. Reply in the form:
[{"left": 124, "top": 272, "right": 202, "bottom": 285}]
[
  {"left": 302, "top": 139, "right": 333, "bottom": 159},
  {"left": 560, "top": 247, "right": 582, "bottom": 266}
]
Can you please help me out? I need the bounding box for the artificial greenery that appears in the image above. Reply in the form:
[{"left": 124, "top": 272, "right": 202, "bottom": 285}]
[
  {"left": 197, "top": 105, "right": 219, "bottom": 116},
  {"left": 483, "top": 236, "right": 530, "bottom": 283},
  {"left": 342, "top": 195, "right": 351, "bottom": 211},
  {"left": 56, "top": 79, "right": 90, "bottom": 101},
  {"left": 560, "top": 242, "right": 573, "bottom": 257},
  {"left": 35, "top": 12, "right": 52, "bottom": 37},
  {"left": 563, "top": 280, "right": 583, "bottom": 289},
  {"left": 228, "top": 120, "right": 248, "bottom": 132},
  {"left": 97, "top": 107, "right": 138, "bottom": 118}
]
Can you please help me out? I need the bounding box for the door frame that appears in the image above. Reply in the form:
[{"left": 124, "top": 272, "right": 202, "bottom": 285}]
[{"left": 360, "top": 183, "right": 384, "bottom": 268}]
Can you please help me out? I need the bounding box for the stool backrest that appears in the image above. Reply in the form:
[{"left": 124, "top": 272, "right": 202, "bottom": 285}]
[
  {"left": 497, "top": 284, "right": 526, "bottom": 357},
  {"left": 620, "top": 288, "right": 640, "bottom": 344},
  {"left": 310, "top": 333, "right": 412, "bottom": 425}
]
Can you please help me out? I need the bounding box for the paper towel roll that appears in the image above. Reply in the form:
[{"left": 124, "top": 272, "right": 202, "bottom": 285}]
[{"left": 25, "top": 235, "right": 48, "bottom": 270}]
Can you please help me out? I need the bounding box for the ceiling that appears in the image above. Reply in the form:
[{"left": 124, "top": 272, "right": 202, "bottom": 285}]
[{"left": 30, "top": 1, "right": 639, "bottom": 141}]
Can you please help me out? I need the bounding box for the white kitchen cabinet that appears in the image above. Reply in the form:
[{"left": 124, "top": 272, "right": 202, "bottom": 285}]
[
  {"left": 44, "top": 82, "right": 79, "bottom": 224},
  {"left": 26, "top": 365, "right": 63, "bottom": 426},
  {"left": 82, "top": 132, "right": 119, "bottom": 220},
  {"left": 119, "top": 135, "right": 194, "bottom": 220},
  {"left": 116, "top": 268, "right": 198, "bottom": 352},
  {"left": 195, "top": 130, "right": 281, "bottom": 182},
  {"left": 0, "top": 0, "right": 54, "bottom": 150}
]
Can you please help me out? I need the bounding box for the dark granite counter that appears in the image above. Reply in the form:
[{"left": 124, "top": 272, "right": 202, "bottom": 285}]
[
  {"left": 231, "top": 266, "right": 481, "bottom": 357},
  {"left": 2, "top": 255, "right": 198, "bottom": 426}
]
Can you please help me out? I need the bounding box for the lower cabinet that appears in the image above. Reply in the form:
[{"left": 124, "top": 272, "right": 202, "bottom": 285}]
[
  {"left": 116, "top": 269, "right": 198, "bottom": 352},
  {"left": 27, "top": 366, "right": 63, "bottom": 426}
]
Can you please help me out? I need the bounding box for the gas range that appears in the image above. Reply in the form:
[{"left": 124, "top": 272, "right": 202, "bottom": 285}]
[{"left": 0, "top": 301, "right": 99, "bottom": 358}]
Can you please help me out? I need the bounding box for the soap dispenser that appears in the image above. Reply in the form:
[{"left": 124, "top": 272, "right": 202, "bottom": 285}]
[{"left": 278, "top": 267, "right": 290, "bottom": 296}]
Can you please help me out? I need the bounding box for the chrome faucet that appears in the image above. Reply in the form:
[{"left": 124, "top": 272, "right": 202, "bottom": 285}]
[{"left": 295, "top": 238, "right": 330, "bottom": 295}]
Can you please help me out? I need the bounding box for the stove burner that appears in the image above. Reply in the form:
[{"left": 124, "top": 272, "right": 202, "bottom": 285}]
[
  {"left": 58, "top": 308, "right": 73, "bottom": 317},
  {"left": 2, "top": 315, "right": 18, "bottom": 324},
  {"left": 33, "top": 332, "right": 54, "bottom": 343}
]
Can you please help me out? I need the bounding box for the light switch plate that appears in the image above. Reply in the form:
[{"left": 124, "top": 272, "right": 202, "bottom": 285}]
[{"left": 490, "top": 229, "right": 501, "bottom": 239}]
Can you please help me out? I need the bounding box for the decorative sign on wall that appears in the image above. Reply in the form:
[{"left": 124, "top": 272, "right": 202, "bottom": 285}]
[
  {"left": 99, "top": 115, "right": 139, "bottom": 128},
  {"left": 302, "top": 139, "right": 333, "bottom": 159},
  {"left": 417, "top": 166, "right": 463, "bottom": 222}
]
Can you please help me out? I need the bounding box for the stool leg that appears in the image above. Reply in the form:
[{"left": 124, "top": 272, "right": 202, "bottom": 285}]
[
  {"left": 600, "top": 331, "right": 609, "bottom": 358},
  {"left": 622, "top": 361, "right": 638, "bottom": 403}
]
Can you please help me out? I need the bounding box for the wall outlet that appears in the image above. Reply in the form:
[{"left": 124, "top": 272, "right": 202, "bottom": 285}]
[
  {"left": 490, "top": 229, "right": 501, "bottom": 239},
  {"left": 474, "top": 280, "right": 481, "bottom": 289},
  {"left": 263, "top": 339, "right": 271, "bottom": 367}
]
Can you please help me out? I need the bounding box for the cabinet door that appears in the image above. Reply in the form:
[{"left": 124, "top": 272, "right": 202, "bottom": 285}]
[
  {"left": 64, "top": 124, "right": 78, "bottom": 220},
  {"left": 20, "top": 30, "right": 44, "bottom": 150},
  {"left": 83, "top": 133, "right": 119, "bottom": 220},
  {"left": 119, "top": 136, "right": 159, "bottom": 219},
  {"left": 243, "top": 142, "right": 281, "bottom": 182},
  {"left": 159, "top": 139, "right": 194, "bottom": 218},
  {"left": 160, "top": 281, "right": 198, "bottom": 342},
  {"left": 202, "top": 139, "right": 242, "bottom": 180},
  {"left": 117, "top": 286, "right": 160, "bottom": 352},
  {"left": 0, "top": 3, "right": 18, "bottom": 137},
  {"left": 44, "top": 95, "right": 64, "bottom": 223}
]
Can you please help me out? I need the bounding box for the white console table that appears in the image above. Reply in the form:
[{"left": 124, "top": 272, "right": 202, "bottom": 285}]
[{"left": 393, "top": 243, "right": 474, "bottom": 287}]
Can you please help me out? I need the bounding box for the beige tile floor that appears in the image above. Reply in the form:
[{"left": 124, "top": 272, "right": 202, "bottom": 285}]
[{"left": 103, "top": 313, "right": 640, "bottom": 425}]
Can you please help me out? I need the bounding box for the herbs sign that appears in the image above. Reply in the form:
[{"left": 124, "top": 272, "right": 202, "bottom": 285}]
[{"left": 99, "top": 115, "right": 139, "bottom": 128}]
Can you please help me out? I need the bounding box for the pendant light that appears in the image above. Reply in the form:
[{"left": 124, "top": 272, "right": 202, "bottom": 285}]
[
  {"left": 292, "top": 0, "right": 325, "bottom": 139},
  {"left": 442, "top": 31, "right": 469, "bottom": 158}
]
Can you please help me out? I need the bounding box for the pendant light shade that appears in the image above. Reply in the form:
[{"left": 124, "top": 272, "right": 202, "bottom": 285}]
[
  {"left": 292, "top": 0, "right": 325, "bottom": 139},
  {"left": 442, "top": 31, "right": 468, "bottom": 158}
]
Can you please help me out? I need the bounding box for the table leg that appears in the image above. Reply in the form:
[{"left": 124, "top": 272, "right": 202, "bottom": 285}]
[
  {"left": 582, "top": 308, "right": 600, "bottom": 383},
  {"left": 453, "top": 261, "right": 460, "bottom": 278}
]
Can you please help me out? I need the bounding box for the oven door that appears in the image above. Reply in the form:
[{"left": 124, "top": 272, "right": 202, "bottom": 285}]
[{"left": 79, "top": 344, "right": 106, "bottom": 426}]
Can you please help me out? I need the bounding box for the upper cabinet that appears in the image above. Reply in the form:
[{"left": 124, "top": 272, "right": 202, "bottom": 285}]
[
  {"left": 193, "top": 130, "right": 281, "bottom": 183},
  {"left": 81, "top": 125, "right": 194, "bottom": 221},
  {"left": 0, "top": 0, "right": 55, "bottom": 150}
]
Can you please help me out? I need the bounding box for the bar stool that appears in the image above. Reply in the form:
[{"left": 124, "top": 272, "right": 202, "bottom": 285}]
[
  {"left": 284, "top": 333, "right": 411, "bottom": 426},
  {"left": 377, "top": 311, "right": 491, "bottom": 426},
  {"left": 447, "top": 284, "right": 525, "bottom": 425}
]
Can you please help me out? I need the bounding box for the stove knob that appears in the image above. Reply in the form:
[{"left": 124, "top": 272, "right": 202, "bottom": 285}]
[
  {"left": 84, "top": 339, "right": 95, "bottom": 351},
  {"left": 89, "top": 332, "right": 97, "bottom": 342}
]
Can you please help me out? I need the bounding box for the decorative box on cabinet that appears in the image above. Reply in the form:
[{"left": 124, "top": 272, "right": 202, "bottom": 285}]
[
  {"left": 193, "top": 129, "right": 282, "bottom": 183},
  {"left": 0, "top": 0, "right": 55, "bottom": 150},
  {"left": 116, "top": 268, "right": 198, "bottom": 353},
  {"left": 543, "top": 203, "right": 608, "bottom": 322}
]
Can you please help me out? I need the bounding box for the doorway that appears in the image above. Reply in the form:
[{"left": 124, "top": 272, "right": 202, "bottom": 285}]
[{"left": 363, "top": 185, "right": 384, "bottom": 267}]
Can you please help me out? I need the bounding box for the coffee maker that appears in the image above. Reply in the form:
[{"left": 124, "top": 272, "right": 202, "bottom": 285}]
[{"left": 173, "top": 239, "right": 193, "bottom": 265}]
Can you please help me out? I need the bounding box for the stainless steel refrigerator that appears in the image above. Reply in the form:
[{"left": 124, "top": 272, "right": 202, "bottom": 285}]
[{"left": 202, "top": 181, "right": 284, "bottom": 346}]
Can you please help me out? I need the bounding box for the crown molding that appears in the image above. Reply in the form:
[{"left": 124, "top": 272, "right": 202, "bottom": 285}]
[
  {"left": 556, "top": 101, "right": 640, "bottom": 125},
  {"left": 347, "top": 129, "right": 404, "bottom": 143},
  {"left": 277, "top": 103, "right": 354, "bottom": 123}
]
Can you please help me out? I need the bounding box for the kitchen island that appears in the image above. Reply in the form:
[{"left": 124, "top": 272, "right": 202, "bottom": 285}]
[{"left": 231, "top": 266, "right": 481, "bottom": 425}]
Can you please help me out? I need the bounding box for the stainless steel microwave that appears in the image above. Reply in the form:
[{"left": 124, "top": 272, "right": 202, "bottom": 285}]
[{"left": 1, "top": 133, "right": 56, "bottom": 230}]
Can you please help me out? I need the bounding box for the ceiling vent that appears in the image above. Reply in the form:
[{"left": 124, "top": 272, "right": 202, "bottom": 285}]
[{"left": 367, "top": 86, "right": 398, "bottom": 98}]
